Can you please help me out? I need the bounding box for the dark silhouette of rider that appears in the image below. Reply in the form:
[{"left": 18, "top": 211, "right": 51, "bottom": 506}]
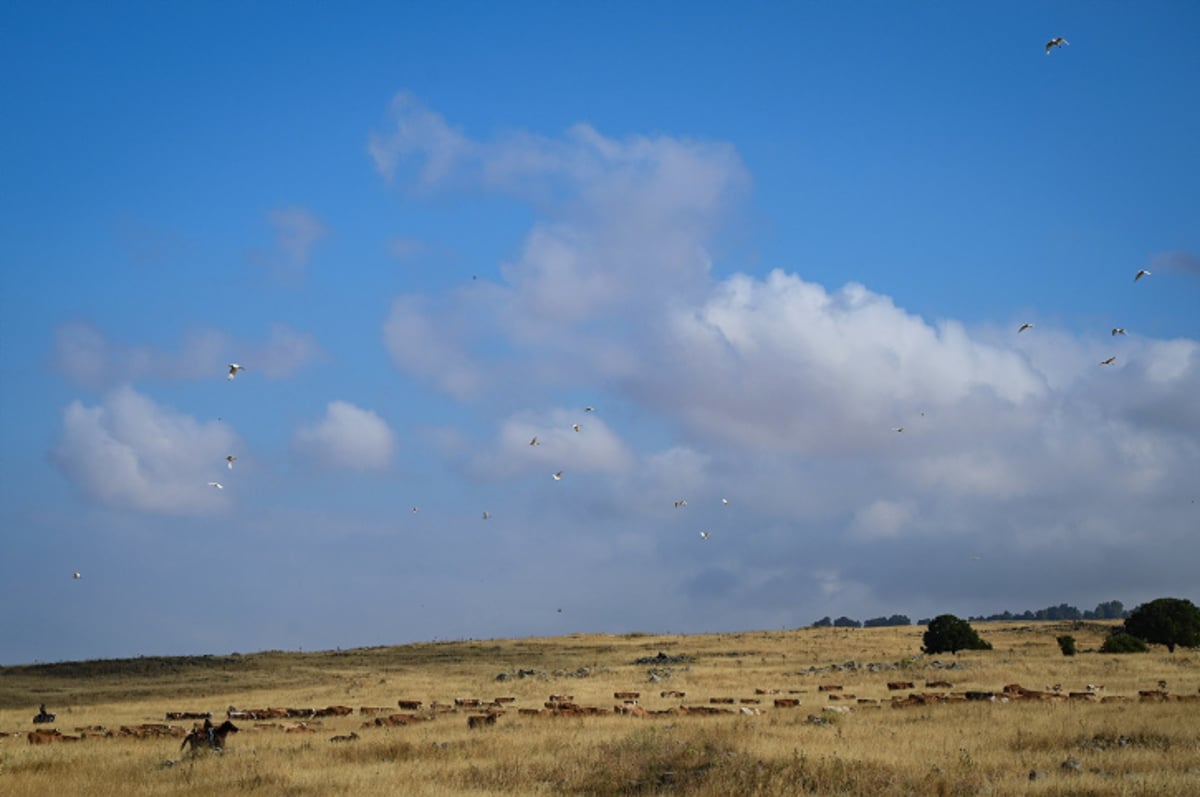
[{"left": 203, "top": 716, "right": 215, "bottom": 747}]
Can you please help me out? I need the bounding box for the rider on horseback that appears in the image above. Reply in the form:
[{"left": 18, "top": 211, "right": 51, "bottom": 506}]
[{"left": 203, "top": 716, "right": 215, "bottom": 748}]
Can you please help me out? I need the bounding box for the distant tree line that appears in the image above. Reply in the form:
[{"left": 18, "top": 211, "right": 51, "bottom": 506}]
[
  {"left": 811, "top": 614, "right": 911, "bottom": 628},
  {"left": 811, "top": 600, "right": 1128, "bottom": 630},
  {"left": 967, "top": 600, "right": 1128, "bottom": 622},
  {"left": 809, "top": 598, "right": 1199, "bottom": 656}
]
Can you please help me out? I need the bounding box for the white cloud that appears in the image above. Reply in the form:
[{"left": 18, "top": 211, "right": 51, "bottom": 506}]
[
  {"left": 52, "top": 386, "right": 238, "bottom": 513},
  {"left": 368, "top": 92, "right": 473, "bottom": 185},
  {"left": 294, "top": 401, "right": 395, "bottom": 471}
]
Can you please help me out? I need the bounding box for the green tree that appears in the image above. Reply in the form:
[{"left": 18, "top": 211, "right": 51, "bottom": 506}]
[
  {"left": 921, "top": 614, "right": 993, "bottom": 655},
  {"left": 1123, "top": 598, "right": 1200, "bottom": 653},
  {"left": 1056, "top": 635, "right": 1076, "bottom": 656}
]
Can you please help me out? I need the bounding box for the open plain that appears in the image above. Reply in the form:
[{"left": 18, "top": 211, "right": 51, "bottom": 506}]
[{"left": 1, "top": 622, "right": 1197, "bottom": 796}]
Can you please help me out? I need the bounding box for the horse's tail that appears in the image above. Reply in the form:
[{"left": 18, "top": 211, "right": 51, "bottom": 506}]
[{"left": 180, "top": 733, "right": 191, "bottom": 752}]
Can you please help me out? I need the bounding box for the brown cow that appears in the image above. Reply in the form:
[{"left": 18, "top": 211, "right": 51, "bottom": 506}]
[
  {"left": 773, "top": 698, "right": 800, "bottom": 708},
  {"left": 397, "top": 700, "right": 423, "bottom": 711},
  {"left": 925, "top": 680, "right": 953, "bottom": 689},
  {"left": 467, "top": 713, "right": 498, "bottom": 729},
  {"left": 315, "top": 705, "right": 353, "bottom": 717},
  {"left": 818, "top": 685, "right": 843, "bottom": 692},
  {"left": 28, "top": 729, "right": 62, "bottom": 744},
  {"left": 660, "top": 690, "right": 687, "bottom": 699},
  {"left": 613, "top": 691, "right": 640, "bottom": 700},
  {"left": 709, "top": 697, "right": 735, "bottom": 704}
]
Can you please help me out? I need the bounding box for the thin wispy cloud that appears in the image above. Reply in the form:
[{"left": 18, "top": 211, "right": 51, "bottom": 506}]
[
  {"left": 52, "top": 322, "right": 321, "bottom": 389},
  {"left": 247, "top": 207, "right": 330, "bottom": 284},
  {"left": 1150, "top": 250, "right": 1200, "bottom": 276}
]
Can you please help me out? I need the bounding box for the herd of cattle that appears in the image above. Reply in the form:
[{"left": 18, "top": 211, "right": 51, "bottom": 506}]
[{"left": 8, "top": 681, "right": 1197, "bottom": 747}]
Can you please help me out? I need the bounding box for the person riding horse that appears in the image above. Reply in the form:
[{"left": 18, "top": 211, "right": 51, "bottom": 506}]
[{"left": 180, "top": 719, "right": 239, "bottom": 753}]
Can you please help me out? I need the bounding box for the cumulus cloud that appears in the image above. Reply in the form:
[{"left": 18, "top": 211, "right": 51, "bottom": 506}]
[
  {"left": 52, "top": 386, "right": 238, "bottom": 513},
  {"left": 53, "top": 322, "right": 320, "bottom": 389},
  {"left": 365, "top": 96, "right": 1200, "bottom": 621},
  {"left": 294, "top": 401, "right": 395, "bottom": 470}
]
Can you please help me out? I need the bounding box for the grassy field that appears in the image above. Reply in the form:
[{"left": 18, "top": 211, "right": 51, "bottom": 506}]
[{"left": 2, "top": 622, "right": 1198, "bottom": 795}]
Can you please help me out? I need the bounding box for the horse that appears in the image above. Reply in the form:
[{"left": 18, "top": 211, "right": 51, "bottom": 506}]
[
  {"left": 33, "top": 712, "right": 56, "bottom": 724},
  {"left": 180, "top": 720, "right": 239, "bottom": 753}
]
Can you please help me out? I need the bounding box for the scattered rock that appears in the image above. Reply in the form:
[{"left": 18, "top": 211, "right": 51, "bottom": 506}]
[{"left": 633, "top": 652, "right": 691, "bottom": 665}]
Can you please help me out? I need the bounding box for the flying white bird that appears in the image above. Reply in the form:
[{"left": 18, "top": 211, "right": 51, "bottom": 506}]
[
  {"left": 1134, "top": 269, "right": 1151, "bottom": 282},
  {"left": 73, "top": 572, "right": 81, "bottom": 580},
  {"left": 552, "top": 471, "right": 563, "bottom": 481},
  {"left": 227, "top": 363, "right": 244, "bottom": 380},
  {"left": 207, "top": 481, "right": 224, "bottom": 490},
  {"left": 1018, "top": 323, "right": 1033, "bottom": 333},
  {"left": 674, "top": 500, "right": 687, "bottom": 508},
  {"left": 721, "top": 498, "right": 730, "bottom": 506},
  {"left": 572, "top": 424, "right": 581, "bottom": 432},
  {"left": 529, "top": 436, "right": 539, "bottom": 446},
  {"left": 699, "top": 531, "right": 710, "bottom": 540},
  {"left": 1112, "top": 328, "right": 1127, "bottom": 336},
  {"left": 1045, "top": 37, "right": 1068, "bottom": 54},
  {"left": 1100, "top": 356, "right": 1116, "bottom": 366},
  {"left": 225, "top": 455, "right": 236, "bottom": 469},
  {"left": 481, "top": 511, "right": 491, "bottom": 520},
  {"left": 892, "top": 427, "right": 904, "bottom": 433}
]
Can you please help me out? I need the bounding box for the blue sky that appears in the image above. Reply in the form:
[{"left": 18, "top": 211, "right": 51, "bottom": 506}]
[{"left": 1, "top": 1, "right": 1197, "bottom": 665}]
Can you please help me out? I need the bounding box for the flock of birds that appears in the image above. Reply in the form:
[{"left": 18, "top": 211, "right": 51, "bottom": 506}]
[
  {"left": 520, "top": 409, "right": 729, "bottom": 540},
  {"left": 1017, "top": 267, "right": 1151, "bottom": 367}
]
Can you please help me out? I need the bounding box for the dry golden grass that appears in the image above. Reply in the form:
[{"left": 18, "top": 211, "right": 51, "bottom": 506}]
[{"left": 2, "top": 622, "right": 1198, "bottom": 795}]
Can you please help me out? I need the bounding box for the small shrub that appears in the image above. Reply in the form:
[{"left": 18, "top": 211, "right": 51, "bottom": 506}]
[
  {"left": 1056, "top": 635, "right": 1077, "bottom": 656},
  {"left": 1099, "top": 632, "right": 1148, "bottom": 654}
]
